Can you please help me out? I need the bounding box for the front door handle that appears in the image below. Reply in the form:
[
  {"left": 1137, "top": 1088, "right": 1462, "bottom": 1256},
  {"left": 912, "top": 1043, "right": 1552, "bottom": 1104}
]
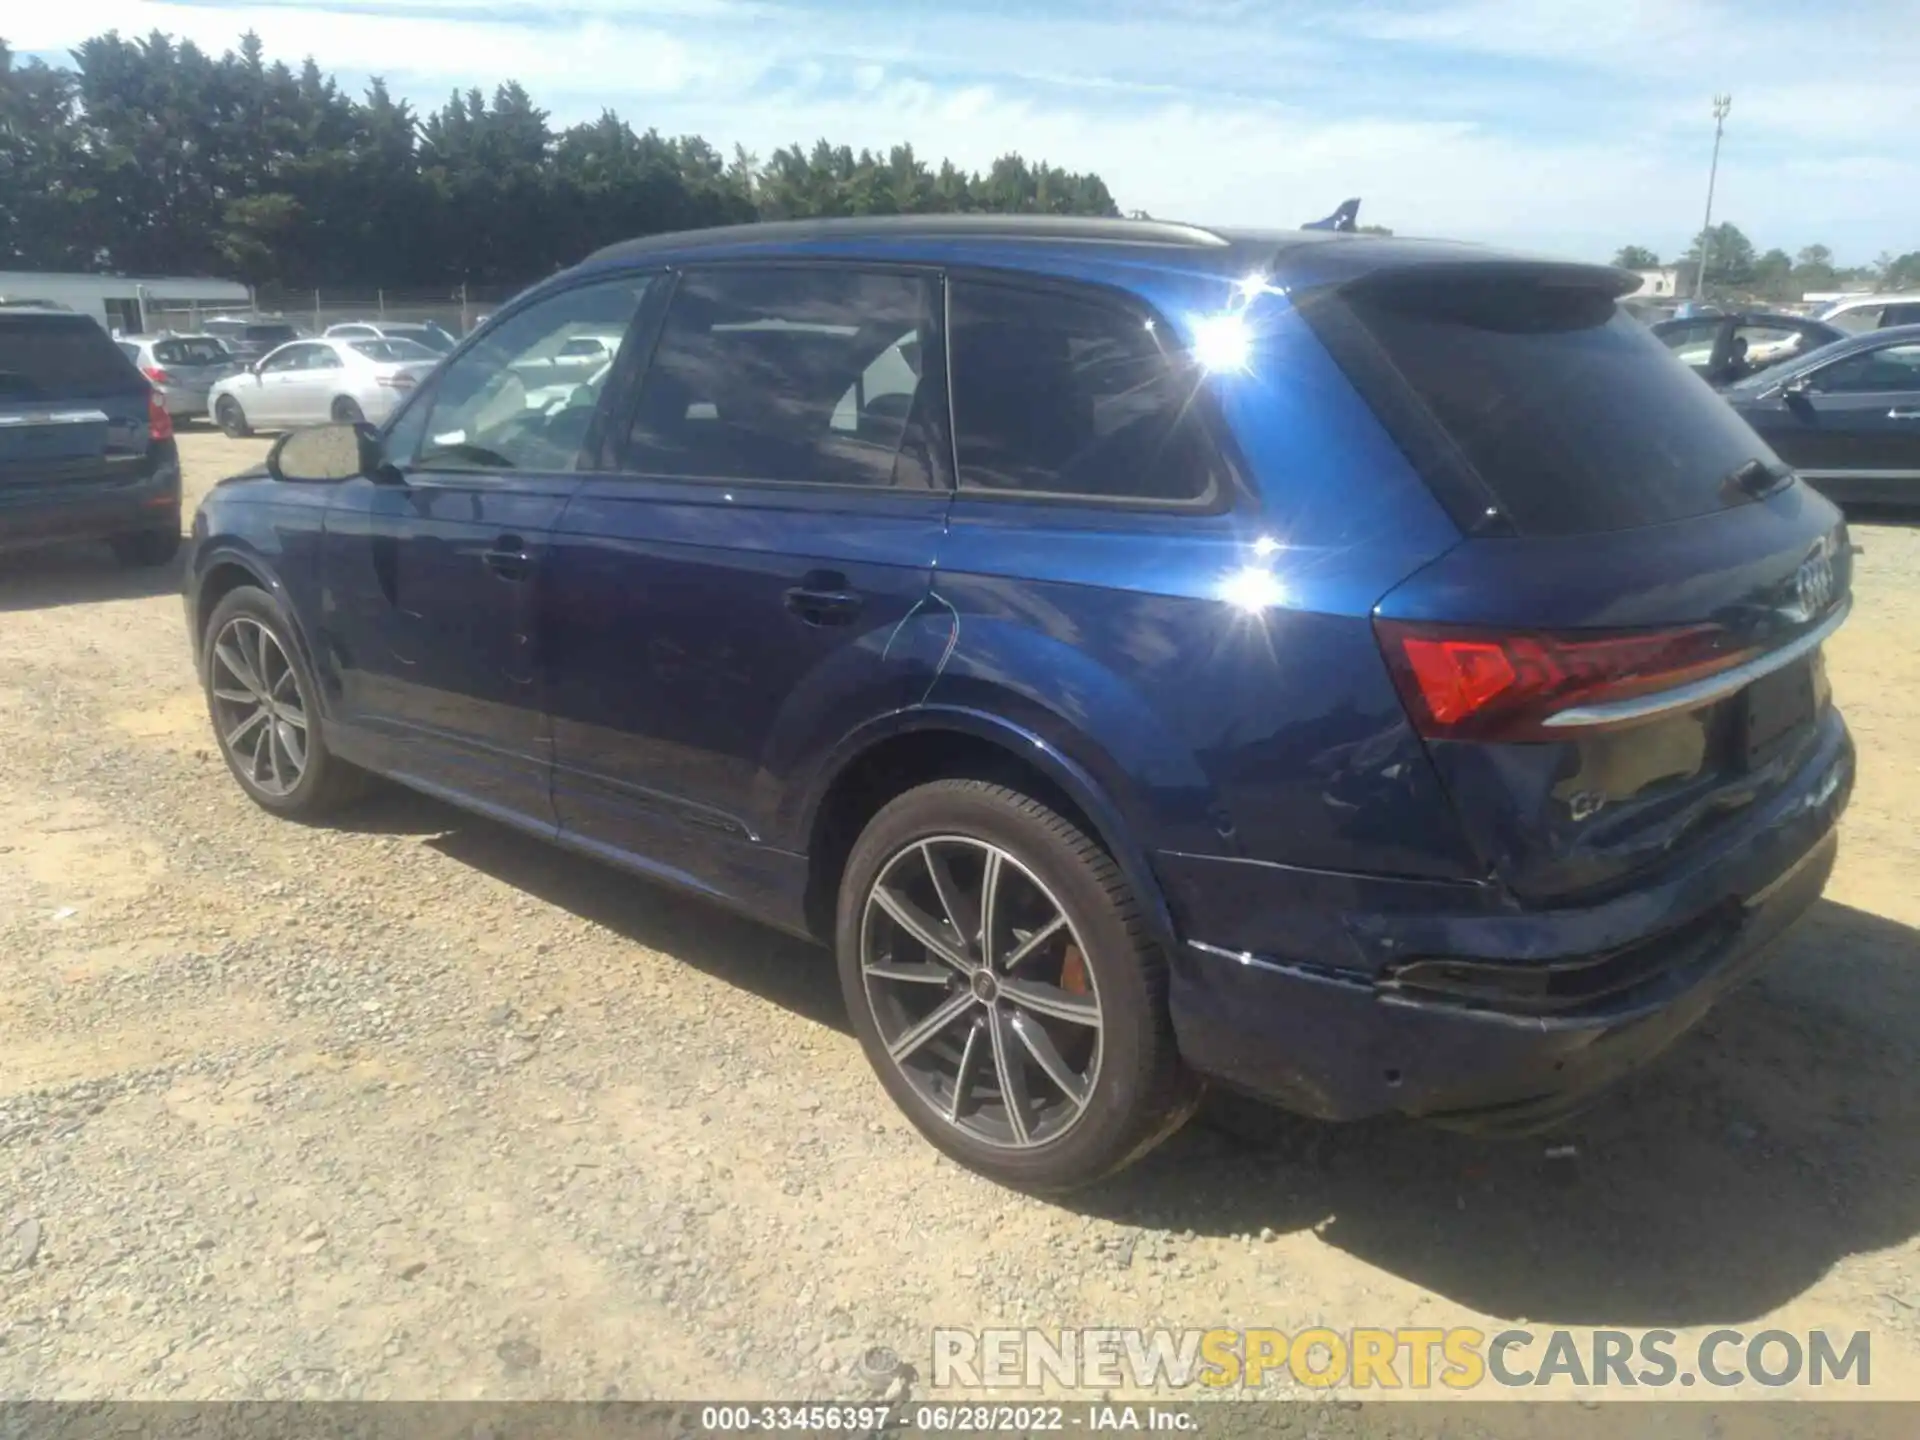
[
  {"left": 784, "top": 571, "right": 864, "bottom": 626},
  {"left": 484, "top": 534, "right": 533, "bottom": 581}
]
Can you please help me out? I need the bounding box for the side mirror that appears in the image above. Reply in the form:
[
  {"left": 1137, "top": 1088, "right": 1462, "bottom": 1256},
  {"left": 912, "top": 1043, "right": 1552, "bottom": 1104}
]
[
  {"left": 1782, "top": 375, "right": 1816, "bottom": 401},
  {"left": 268, "top": 423, "right": 398, "bottom": 485}
]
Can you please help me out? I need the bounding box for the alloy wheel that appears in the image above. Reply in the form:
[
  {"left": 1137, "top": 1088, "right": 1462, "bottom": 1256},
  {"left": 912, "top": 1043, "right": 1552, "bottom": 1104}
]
[
  {"left": 208, "top": 616, "right": 308, "bottom": 797},
  {"left": 859, "top": 835, "right": 1103, "bottom": 1150}
]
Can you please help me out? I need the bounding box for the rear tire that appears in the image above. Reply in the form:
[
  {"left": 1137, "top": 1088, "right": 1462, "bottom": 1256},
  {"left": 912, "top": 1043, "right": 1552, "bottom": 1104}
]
[
  {"left": 215, "top": 396, "right": 251, "bottom": 438},
  {"left": 332, "top": 397, "right": 365, "bottom": 424},
  {"left": 202, "top": 585, "right": 367, "bottom": 817},
  {"left": 111, "top": 524, "right": 181, "bottom": 568},
  {"left": 836, "top": 779, "right": 1196, "bottom": 1192}
]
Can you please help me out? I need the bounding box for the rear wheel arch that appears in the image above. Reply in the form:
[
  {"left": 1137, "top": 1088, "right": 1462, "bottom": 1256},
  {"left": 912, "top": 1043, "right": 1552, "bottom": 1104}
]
[{"left": 800, "top": 714, "right": 1178, "bottom": 955}]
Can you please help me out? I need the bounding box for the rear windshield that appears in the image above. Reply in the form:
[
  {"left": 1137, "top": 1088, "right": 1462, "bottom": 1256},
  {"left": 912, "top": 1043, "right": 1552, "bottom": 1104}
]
[
  {"left": 350, "top": 339, "right": 436, "bottom": 362},
  {"left": 154, "top": 338, "right": 230, "bottom": 366},
  {"left": 1310, "top": 274, "right": 1774, "bottom": 536},
  {"left": 0, "top": 315, "right": 143, "bottom": 400},
  {"left": 389, "top": 326, "right": 454, "bottom": 353},
  {"left": 246, "top": 324, "right": 299, "bottom": 343}
]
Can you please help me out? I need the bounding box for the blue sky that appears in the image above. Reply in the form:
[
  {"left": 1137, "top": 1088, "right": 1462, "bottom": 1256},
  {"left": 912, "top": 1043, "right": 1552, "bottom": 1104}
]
[{"left": 18, "top": 0, "right": 1919, "bottom": 264}]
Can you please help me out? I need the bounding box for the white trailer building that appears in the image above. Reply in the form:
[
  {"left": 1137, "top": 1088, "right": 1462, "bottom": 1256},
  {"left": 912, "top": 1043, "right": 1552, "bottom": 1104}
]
[{"left": 0, "top": 271, "right": 251, "bottom": 334}]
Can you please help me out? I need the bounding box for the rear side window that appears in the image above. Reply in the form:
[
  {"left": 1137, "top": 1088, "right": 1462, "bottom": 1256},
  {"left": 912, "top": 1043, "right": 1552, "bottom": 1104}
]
[
  {"left": 0, "top": 316, "right": 142, "bottom": 399},
  {"left": 1309, "top": 274, "right": 1773, "bottom": 536},
  {"left": 1811, "top": 342, "right": 1920, "bottom": 394},
  {"left": 627, "top": 267, "right": 936, "bottom": 488},
  {"left": 948, "top": 280, "right": 1220, "bottom": 503}
]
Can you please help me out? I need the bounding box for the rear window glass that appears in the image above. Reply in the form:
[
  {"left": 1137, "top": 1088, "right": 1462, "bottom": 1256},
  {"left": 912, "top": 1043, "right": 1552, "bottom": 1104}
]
[
  {"left": 154, "top": 338, "right": 230, "bottom": 366},
  {"left": 626, "top": 267, "right": 935, "bottom": 488},
  {"left": 0, "top": 316, "right": 142, "bottom": 399},
  {"left": 246, "top": 324, "right": 299, "bottom": 343},
  {"left": 350, "top": 339, "right": 436, "bottom": 362},
  {"left": 949, "top": 281, "right": 1222, "bottom": 504},
  {"left": 389, "top": 326, "right": 454, "bottom": 353},
  {"left": 1314, "top": 275, "right": 1773, "bottom": 536}
]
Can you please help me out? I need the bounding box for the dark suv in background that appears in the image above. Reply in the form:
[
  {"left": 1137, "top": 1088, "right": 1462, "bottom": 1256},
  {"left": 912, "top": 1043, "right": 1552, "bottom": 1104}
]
[
  {"left": 184, "top": 217, "right": 1854, "bottom": 1190},
  {"left": 2, "top": 304, "right": 182, "bottom": 567}
]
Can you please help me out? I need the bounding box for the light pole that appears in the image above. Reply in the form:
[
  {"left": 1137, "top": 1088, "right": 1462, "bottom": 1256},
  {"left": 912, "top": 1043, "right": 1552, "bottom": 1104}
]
[{"left": 1694, "top": 94, "right": 1732, "bottom": 302}]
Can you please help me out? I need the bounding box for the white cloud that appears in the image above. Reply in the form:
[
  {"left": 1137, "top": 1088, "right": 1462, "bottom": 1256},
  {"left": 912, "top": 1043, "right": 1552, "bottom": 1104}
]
[{"left": 18, "top": 0, "right": 1920, "bottom": 262}]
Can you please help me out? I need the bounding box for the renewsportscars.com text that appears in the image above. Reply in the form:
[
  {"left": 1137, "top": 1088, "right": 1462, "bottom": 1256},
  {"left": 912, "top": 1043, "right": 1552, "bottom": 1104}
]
[{"left": 932, "top": 1326, "right": 1872, "bottom": 1391}]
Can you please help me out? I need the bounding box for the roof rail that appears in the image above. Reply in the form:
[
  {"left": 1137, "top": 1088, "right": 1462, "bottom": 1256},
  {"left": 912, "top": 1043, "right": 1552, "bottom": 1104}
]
[{"left": 586, "top": 213, "right": 1231, "bottom": 265}]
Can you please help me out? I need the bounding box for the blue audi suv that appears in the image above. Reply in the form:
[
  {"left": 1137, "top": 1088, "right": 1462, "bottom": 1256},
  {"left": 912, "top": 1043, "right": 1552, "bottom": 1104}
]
[{"left": 184, "top": 217, "right": 1854, "bottom": 1189}]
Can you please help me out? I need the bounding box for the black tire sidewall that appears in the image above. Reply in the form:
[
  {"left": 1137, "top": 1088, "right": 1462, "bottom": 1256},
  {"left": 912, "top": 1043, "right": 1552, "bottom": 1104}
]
[
  {"left": 216, "top": 398, "right": 248, "bottom": 437},
  {"left": 836, "top": 781, "right": 1182, "bottom": 1191},
  {"left": 201, "top": 585, "right": 340, "bottom": 816}
]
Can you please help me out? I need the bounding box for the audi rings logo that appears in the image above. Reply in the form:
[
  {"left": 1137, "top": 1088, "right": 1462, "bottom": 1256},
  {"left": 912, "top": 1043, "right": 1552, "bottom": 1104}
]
[{"left": 1789, "top": 539, "right": 1837, "bottom": 622}]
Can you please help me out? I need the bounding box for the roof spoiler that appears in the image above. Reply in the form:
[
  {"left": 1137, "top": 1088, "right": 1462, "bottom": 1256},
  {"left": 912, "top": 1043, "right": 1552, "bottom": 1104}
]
[{"left": 1302, "top": 199, "right": 1361, "bottom": 233}]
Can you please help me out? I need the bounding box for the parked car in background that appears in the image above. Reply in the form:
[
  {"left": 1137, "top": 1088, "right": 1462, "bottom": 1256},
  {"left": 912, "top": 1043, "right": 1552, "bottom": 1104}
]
[
  {"left": 1, "top": 303, "right": 181, "bottom": 566},
  {"left": 1816, "top": 294, "right": 1920, "bottom": 334},
  {"left": 323, "top": 320, "right": 458, "bottom": 356},
  {"left": 183, "top": 216, "right": 1854, "bottom": 1189},
  {"left": 203, "top": 316, "right": 304, "bottom": 360},
  {"left": 1724, "top": 323, "right": 1920, "bottom": 505},
  {"left": 207, "top": 336, "right": 440, "bottom": 435},
  {"left": 114, "top": 334, "right": 242, "bottom": 421},
  {"left": 1652, "top": 310, "right": 1845, "bottom": 388}
]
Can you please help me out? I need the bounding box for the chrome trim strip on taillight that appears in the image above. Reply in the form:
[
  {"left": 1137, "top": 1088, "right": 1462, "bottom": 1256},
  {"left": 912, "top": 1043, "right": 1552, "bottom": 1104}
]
[{"left": 1541, "top": 598, "right": 1851, "bottom": 729}]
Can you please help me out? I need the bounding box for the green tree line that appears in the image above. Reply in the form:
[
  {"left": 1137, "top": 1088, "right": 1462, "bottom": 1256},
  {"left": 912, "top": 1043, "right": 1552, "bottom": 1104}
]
[
  {"left": 0, "top": 31, "right": 1121, "bottom": 290},
  {"left": 1614, "top": 227, "right": 1920, "bottom": 300}
]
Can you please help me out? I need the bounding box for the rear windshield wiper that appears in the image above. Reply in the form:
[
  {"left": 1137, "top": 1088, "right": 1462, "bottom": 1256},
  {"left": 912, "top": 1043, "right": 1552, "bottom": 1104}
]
[{"left": 1720, "top": 458, "right": 1791, "bottom": 502}]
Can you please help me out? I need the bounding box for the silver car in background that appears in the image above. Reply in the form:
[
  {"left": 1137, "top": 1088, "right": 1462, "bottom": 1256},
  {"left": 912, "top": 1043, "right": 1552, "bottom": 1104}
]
[
  {"left": 114, "top": 334, "right": 242, "bottom": 420},
  {"left": 201, "top": 316, "right": 305, "bottom": 361},
  {"left": 323, "top": 320, "right": 458, "bottom": 356},
  {"left": 207, "top": 336, "right": 441, "bottom": 436}
]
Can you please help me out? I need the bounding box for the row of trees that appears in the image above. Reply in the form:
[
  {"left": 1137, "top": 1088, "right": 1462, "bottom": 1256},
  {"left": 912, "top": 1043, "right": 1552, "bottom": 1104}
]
[
  {"left": 1614, "top": 228, "right": 1920, "bottom": 300},
  {"left": 0, "top": 31, "right": 1122, "bottom": 290}
]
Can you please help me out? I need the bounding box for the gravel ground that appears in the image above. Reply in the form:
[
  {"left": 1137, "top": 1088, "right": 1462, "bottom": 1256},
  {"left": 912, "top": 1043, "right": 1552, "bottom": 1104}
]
[{"left": 2, "top": 428, "right": 1918, "bottom": 1403}]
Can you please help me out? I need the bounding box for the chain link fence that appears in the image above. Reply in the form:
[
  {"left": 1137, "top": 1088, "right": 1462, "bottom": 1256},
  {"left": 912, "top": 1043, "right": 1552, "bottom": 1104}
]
[{"left": 146, "top": 286, "right": 520, "bottom": 338}]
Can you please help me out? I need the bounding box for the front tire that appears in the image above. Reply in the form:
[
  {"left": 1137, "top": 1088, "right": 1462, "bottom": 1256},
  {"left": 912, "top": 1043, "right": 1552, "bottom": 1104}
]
[
  {"left": 215, "top": 396, "right": 251, "bottom": 438},
  {"left": 836, "top": 780, "right": 1195, "bottom": 1191},
  {"left": 202, "top": 585, "right": 365, "bottom": 816}
]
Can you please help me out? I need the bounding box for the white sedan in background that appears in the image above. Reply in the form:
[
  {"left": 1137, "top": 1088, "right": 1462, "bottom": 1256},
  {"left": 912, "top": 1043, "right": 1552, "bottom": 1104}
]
[{"left": 208, "top": 336, "right": 441, "bottom": 436}]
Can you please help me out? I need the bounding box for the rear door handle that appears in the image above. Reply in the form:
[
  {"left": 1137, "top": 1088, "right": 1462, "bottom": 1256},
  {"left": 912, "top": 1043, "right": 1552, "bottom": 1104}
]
[
  {"left": 784, "top": 573, "right": 864, "bottom": 626},
  {"left": 484, "top": 533, "right": 533, "bottom": 581}
]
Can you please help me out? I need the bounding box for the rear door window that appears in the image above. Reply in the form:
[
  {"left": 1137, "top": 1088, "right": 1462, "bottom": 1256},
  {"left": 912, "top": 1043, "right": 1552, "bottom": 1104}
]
[
  {"left": 0, "top": 315, "right": 143, "bottom": 399},
  {"left": 1810, "top": 342, "right": 1920, "bottom": 394},
  {"left": 1308, "top": 272, "right": 1773, "bottom": 536},
  {"left": 947, "top": 279, "right": 1222, "bottom": 504},
  {"left": 626, "top": 267, "right": 937, "bottom": 489}
]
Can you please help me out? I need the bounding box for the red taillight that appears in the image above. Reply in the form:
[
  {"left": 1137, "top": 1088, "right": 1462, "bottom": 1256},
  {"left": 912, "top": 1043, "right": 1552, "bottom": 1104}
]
[
  {"left": 141, "top": 365, "right": 172, "bottom": 384},
  {"left": 147, "top": 390, "right": 174, "bottom": 442},
  {"left": 1375, "top": 619, "right": 1754, "bottom": 739}
]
